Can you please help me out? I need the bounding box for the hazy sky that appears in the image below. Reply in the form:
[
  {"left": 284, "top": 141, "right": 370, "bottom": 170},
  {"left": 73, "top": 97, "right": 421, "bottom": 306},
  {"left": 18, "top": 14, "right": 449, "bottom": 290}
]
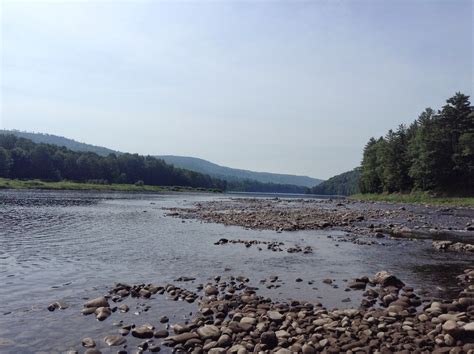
[{"left": 1, "top": 0, "right": 472, "bottom": 179}]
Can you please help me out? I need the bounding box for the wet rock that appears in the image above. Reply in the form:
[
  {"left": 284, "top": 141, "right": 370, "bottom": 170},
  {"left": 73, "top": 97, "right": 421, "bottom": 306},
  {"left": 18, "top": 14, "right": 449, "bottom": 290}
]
[
  {"left": 149, "top": 344, "right": 161, "bottom": 352},
  {"left": 131, "top": 325, "right": 154, "bottom": 339},
  {"left": 167, "top": 332, "right": 199, "bottom": 344},
  {"left": 84, "top": 350, "right": 102, "bottom": 354},
  {"left": 118, "top": 304, "right": 129, "bottom": 313},
  {"left": 373, "top": 271, "right": 405, "bottom": 288},
  {"left": 103, "top": 335, "right": 126, "bottom": 346},
  {"left": 154, "top": 329, "right": 169, "bottom": 338},
  {"left": 84, "top": 297, "right": 109, "bottom": 308},
  {"left": 81, "top": 338, "right": 96, "bottom": 348},
  {"left": 204, "top": 285, "right": 218, "bottom": 296},
  {"left": 94, "top": 307, "right": 111, "bottom": 321}
]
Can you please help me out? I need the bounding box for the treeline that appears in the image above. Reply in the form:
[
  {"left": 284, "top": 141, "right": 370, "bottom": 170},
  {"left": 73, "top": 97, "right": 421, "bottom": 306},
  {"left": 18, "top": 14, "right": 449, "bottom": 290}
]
[
  {"left": 360, "top": 92, "right": 474, "bottom": 195},
  {"left": 0, "top": 134, "right": 227, "bottom": 190},
  {"left": 307, "top": 168, "right": 360, "bottom": 196},
  {"left": 0, "top": 134, "right": 310, "bottom": 193}
]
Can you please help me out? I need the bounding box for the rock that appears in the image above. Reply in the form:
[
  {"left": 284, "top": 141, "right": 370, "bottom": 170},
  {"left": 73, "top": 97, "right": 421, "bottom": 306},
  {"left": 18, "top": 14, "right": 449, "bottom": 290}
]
[
  {"left": 159, "top": 316, "right": 169, "bottom": 323},
  {"left": 131, "top": 325, "right": 154, "bottom": 339},
  {"left": 302, "top": 344, "right": 316, "bottom": 353},
  {"left": 216, "top": 334, "right": 232, "bottom": 347},
  {"left": 240, "top": 317, "right": 257, "bottom": 325},
  {"left": 275, "top": 330, "right": 290, "bottom": 338},
  {"left": 149, "top": 344, "right": 161, "bottom": 352},
  {"left": 348, "top": 281, "right": 366, "bottom": 290},
  {"left": 442, "top": 320, "right": 458, "bottom": 334},
  {"left": 197, "top": 325, "right": 220, "bottom": 340},
  {"left": 94, "top": 307, "right": 111, "bottom": 321},
  {"left": 167, "top": 332, "right": 199, "bottom": 344},
  {"left": 275, "top": 349, "right": 291, "bottom": 354},
  {"left": 84, "top": 350, "right": 102, "bottom": 354},
  {"left": 118, "top": 304, "right": 129, "bottom": 313},
  {"left": 463, "top": 322, "right": 474, "bottom": 336},
  {"left": 260, "top": 331, "right": 278, "bottom": 348},
  {"left": 154, "top": 329, "right": 169, "bottom": 338},
  {"left": 373, "top": 271, "right": 405, "bottom": 288},
  {"left": 267, "top": 310, "right": 283, "bottom": 322},
  {"left": 104, "top": 335, "right": 126, "bottom": 346},
  {"left": 205, "top": 285, "right": 218, "bottom": 296},
  {"left": 208, "top": 348, "right": 226, "bottom": 354},
  {"left": 81, "top": 338, "right": 96, "bottom": 348},
  {"left": 323, "top": 279, "right": 333, "bottom": 284},
  {"left": 84, "top": 297, "right": 109, "bottom": 308}
]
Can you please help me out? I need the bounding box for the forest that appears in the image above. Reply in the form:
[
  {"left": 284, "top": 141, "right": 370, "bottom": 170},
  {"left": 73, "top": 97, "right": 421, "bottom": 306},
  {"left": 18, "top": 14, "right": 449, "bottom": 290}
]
[
  {"left": 0, "top": 134, "right": 310, "bottom": 193},
  {"left": 0, "top": 134, "right": 227, "bottom": 190},
  {"left": 359, "top": 93, "right": 474, "bottom": 195},
  {"left": 307, "top": 168, "right": 360, "bottom": 196}
]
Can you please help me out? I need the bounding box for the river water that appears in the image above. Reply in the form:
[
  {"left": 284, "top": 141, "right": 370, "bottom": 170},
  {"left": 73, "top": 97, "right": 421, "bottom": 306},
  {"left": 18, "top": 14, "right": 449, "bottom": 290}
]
[{"left": 0, "top": 190, "right": 472, "bottom": 353}]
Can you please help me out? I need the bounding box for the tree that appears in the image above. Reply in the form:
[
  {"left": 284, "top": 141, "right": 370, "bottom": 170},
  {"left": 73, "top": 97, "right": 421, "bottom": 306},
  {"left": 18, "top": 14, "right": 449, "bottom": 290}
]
[{"left": 0, "top": 147, "right": 11, "bottom": 177}]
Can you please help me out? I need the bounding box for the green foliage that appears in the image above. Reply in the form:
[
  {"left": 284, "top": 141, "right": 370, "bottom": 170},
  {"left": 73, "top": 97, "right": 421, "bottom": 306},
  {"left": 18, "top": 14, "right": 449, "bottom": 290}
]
[
  {"left": 0, "top": 134, "right": 227, "bottom": 190},
  {"left": 157, "top": 155, "right": 323, "bottom": 187},
  {"left": 0, "top": 178, "right": 221, "bottom": 193},
  {"left": 360, "top": 92, "right": 474, "bottom": 196},
  {"left": 0, "top": 147, "right": 11, "bottom": 177},
  {"left": 308, "top": 168, "right": 360, "bottom": 196}
]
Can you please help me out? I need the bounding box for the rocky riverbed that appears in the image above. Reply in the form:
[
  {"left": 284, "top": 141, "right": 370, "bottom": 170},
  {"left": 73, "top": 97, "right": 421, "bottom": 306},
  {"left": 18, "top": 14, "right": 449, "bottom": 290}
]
[
  {"left": 165, "top": 198, "right": 474, "bottom": 252},
  {"left": 1, "top": 190, "right": 473, "bottom": 353},
  {"left": 53, "top": 269, "right": 474, "bottom": 353}
]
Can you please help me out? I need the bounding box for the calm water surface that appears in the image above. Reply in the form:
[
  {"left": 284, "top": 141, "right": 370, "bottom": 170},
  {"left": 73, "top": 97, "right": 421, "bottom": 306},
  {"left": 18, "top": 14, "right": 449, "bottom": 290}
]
[{"left": 0, "top": 190, "right": 472, "bottom": 353}]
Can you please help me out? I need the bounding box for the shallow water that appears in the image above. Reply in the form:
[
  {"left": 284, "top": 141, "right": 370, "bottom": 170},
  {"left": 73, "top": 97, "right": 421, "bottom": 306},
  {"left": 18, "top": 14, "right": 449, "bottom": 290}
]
[{"left": 0, "top": 190, "right": 472, "bottom": 353}]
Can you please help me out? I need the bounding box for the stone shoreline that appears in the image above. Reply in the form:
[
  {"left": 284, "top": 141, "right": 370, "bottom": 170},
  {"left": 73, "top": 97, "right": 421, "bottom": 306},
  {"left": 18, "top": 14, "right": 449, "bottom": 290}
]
[
  {"left": 54, "top": 269, "right": 474, "bottom": 353},
  {"left": 165, "top": 198, "right": 474, "bottom": 252}
]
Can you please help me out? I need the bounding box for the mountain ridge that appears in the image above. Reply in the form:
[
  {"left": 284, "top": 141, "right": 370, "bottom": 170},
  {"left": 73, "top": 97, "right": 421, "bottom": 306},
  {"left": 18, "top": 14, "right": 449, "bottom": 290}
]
[
  {"left": 157, "top": 155, "right": 322, "bottom": 187},
  {"left": 0, "top": 130, "right": 322, "bottom": 188}
]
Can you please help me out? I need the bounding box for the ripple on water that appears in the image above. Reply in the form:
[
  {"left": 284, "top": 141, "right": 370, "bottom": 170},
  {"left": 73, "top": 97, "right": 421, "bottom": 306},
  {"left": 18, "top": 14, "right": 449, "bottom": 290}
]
[{"left": 0, "top": 189, "right": 472, "bottom": 353}]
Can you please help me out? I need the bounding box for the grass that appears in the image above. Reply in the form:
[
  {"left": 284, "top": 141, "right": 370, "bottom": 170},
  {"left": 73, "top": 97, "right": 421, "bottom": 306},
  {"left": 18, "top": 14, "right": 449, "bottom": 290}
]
[
  {"left": 350, "top": 192, "right": 474, "bottom": 207},
  {"left": 0, "top": 178, "right": 222, "bottom": 194}
]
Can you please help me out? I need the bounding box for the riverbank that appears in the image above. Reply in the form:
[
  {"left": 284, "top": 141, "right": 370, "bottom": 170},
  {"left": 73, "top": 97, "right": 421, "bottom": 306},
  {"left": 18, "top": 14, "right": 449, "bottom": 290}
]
[
  {"left": 0, "top": 178, "right": 222, "bottom": 193},
  {"left": 50, "top": 269, "right": 474, "bottom": 353},
  {"left": 350, "top": 192, "right": 474, "bottom": 207}
]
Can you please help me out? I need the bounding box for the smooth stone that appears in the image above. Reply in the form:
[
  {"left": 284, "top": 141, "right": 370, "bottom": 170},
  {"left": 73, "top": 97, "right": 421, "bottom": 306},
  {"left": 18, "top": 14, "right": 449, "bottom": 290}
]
[
  {"left": 154, "top": 329, "right": 169, "bottom": 338},
  {"left": 104, "top": 335, "right": 126, "bottom": 346},
  {"left": 131, "top": 326, "right": 154, "bottom": 339},
  {"left": 84, "top": 297, "right": 109, "bottom": 308},
  {"left": 84, "top": 350, "right": 102, "bottom": 354},
  {"left": 95, "top": 307, "right": 111, "bottom": 321},
  {"left": 260, "top": 331, "right": 278, "bottom": 348},
  {"left": 204, "top": 285, "right": 218, "bottom": 296},
  {"left": 267, "top": 310, "right": 283, "bottom": 321},
  {"left": 82, "top": 338, "right": 96, "bottom": 348},
  {"left": 168, "top": 332, "right": 199, "bottom": 344},
  {"left": 197, "top": 325, "right": 220, "bottom": 340}
]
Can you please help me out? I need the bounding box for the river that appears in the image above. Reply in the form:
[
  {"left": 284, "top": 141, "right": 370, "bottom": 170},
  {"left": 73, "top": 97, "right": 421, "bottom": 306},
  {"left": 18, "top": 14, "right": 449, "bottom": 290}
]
[{"left": 0, "top": 190, "right": 472, "bottom": 353}]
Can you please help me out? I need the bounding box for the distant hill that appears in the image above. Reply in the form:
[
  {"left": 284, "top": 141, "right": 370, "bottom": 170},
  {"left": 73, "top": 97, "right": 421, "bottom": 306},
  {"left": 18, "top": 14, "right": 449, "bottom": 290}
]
[
  {"left": 0, "top": 130, "right": 321, "bottom": 192},
  {"left": 0, "top": 130, "right": 118, "bottom": 156},
  {"left": 307, "top": 168, "right": 360, "bottom": 196},
  {"left": 157, "top": 155, "right": 322, "bottom": 187}
]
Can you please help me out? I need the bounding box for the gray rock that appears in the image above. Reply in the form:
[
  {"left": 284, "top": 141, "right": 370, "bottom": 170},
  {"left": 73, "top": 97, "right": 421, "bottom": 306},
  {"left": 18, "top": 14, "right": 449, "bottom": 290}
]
[
  {"left": 131, "top": 325, "right": 154, "bottom": 339},
  {"left": 81, "top": 338, "right": 96, "bottom": 348},
  {"left": 197, "top": 325, "right": 220, "bottom": 340},
  {"left": 104, "top": 335, "right": 126, "bottom": 346},
  {"left": 84, "top": 297, "right": 109, "bottom": 308}
]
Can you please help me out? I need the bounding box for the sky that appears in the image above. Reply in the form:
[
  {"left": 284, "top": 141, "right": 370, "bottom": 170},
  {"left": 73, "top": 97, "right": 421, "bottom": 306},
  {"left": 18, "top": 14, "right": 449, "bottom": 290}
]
[{"left": 1, "top": 0, "right": 472, "bottom": 179}]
